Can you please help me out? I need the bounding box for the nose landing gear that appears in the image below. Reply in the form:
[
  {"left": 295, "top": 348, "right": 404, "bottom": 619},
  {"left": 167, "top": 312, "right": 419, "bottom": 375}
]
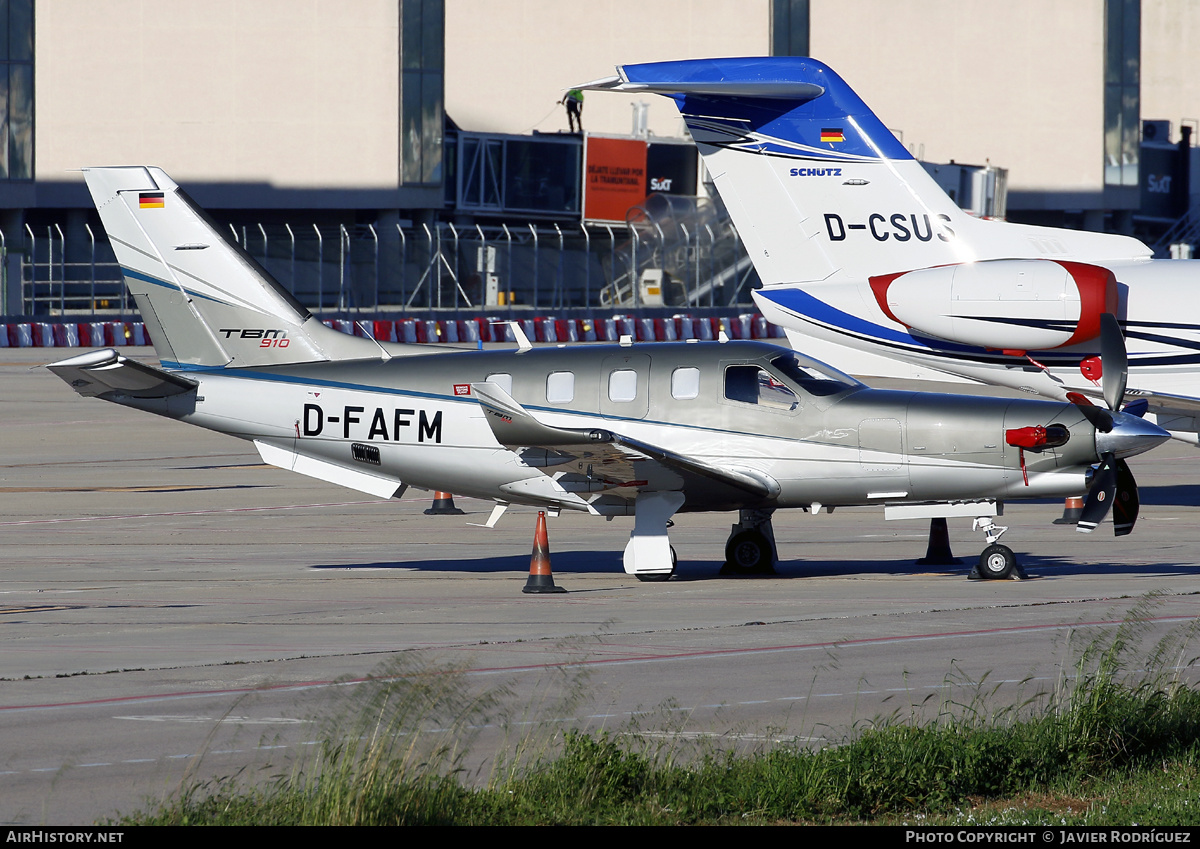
[{"left": 968, "top": 516, "right": 1026, "bottom": 580}]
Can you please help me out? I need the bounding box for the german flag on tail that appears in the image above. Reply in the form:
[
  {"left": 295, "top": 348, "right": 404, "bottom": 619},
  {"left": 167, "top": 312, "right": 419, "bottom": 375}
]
[
  {"left": 139, "top": 192, "right": 165, "bottom": 209},
  {"left": 820, "top": 128, "right": 845, "bottom": 143}
]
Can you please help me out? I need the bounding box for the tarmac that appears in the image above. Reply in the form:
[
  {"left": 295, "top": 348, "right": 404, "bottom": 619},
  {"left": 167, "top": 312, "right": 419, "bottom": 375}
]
[{"left": 4, "top": 346, "right": 1200, "bottom": 824}]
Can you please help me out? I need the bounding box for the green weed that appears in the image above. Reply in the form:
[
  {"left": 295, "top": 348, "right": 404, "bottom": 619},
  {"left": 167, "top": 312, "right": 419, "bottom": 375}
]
[{"left": 116, "top": 600, "right": 1200, "bottom": 825}]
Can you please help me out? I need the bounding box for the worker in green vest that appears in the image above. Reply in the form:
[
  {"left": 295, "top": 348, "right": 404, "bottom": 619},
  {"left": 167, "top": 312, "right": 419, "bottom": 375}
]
[{"left": 561, "top": 88, "right": 584, "bottom": 133}]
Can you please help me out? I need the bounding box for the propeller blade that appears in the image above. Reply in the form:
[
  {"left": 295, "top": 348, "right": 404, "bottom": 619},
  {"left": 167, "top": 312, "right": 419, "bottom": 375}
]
[
  {"left": 1112, "top": 458, "right": 1140, "bottom": 537},
  {"left": 1067, "top": 392, "right": 1114, "bottom": 433},
  {"left": 1077, "top": 452, "right": 1117, "bottom": 534},
  {"left": 1100, "top": 313, "right": 1128, "bottom": 412}
]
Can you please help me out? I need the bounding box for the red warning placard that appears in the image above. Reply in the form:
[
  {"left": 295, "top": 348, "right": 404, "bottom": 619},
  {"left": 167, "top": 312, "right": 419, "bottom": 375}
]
[{"left": 583, "top": 136, "right": 648, "bottom": 224}]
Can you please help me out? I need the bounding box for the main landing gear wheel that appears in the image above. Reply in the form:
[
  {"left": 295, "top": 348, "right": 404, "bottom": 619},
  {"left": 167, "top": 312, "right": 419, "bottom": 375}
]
[
  {"left": 977, "top": 544, "right": 1016, "bottom": 580},
  {"left": 724, "top": 530, "right": 772, "bottom": 575},
  {"left": 636, "top": 546, "right": 677, "bottom": 583}
]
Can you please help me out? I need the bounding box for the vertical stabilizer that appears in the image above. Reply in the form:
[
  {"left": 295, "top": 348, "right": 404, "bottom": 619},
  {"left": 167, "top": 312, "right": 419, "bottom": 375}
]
[
  {"left": 580, "top": 58, "right": 1148, "bottom": 285},
  {"left": 83, "top": 166, "right": 379, "bottom": 367}
]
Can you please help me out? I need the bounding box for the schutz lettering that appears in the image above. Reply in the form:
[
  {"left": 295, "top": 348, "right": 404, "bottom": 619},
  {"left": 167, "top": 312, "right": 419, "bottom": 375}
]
[{"left": 790, "top": 167, "right": 842, "bottom": 177}]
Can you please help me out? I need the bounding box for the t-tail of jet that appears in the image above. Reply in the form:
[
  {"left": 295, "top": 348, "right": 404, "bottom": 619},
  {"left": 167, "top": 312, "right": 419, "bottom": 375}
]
[
  {"left": 580, "top": 57, "right": 1148, "bottom": 286},
  {"left": 82, "top": 166, "right": 382, "bottom": 368}
]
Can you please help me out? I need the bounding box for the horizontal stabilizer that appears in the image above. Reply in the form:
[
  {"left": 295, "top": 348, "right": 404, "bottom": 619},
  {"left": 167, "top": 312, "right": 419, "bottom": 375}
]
[
  {"left": 47, "top": 349, "right": 197, "bottom": 398},
  {"left": 580, "top": 58, "right": 825, "bottom": 100},
  {"left": 580, "top": 56, "right": 910, "bottom": 162}
]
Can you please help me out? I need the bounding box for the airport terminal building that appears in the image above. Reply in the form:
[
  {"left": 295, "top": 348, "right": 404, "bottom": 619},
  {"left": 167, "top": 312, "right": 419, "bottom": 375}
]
[{"left": 2, "top": 0, "right": 1197, "bottom": 321}]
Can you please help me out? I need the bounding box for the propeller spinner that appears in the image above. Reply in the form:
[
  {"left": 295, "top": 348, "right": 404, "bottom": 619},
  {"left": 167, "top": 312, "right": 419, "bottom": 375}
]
[{"left": 1075, "top": 314, "right": 1164, "bottom": 536}]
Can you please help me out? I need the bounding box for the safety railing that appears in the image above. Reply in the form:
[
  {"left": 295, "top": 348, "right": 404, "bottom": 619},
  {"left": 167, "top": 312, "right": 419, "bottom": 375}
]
[
  {"left": 13, "top": 216, "right": 760, "bottom": 318},
  {"left": 1150, "top": 203, "right": 1200, "bottom": 257}
]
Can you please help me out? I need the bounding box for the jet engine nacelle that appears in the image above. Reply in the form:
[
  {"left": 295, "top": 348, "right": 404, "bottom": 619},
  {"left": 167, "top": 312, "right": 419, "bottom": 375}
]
[{"left": 869, "top": 259, "right": 1118, "bottom": 353}]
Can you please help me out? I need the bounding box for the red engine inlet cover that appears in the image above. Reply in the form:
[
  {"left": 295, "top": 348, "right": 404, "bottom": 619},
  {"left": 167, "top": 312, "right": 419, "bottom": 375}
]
[{"left": 1005, "top": 426, "right": 1048, "bottom": 449}]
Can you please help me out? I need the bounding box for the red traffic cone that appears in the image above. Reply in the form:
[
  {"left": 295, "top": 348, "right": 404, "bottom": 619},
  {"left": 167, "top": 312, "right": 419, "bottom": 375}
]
[
  {"left": 425, "top": 491, "right": 465, "bottom": 515},
  {"left": 523, "top": 511, "right": 566, "bottom": 594}
]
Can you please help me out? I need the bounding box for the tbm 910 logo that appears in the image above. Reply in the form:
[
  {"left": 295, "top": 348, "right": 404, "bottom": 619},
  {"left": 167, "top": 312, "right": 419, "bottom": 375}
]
[{"left": 219, "top": 328, "right": 290, "bottom": 348}]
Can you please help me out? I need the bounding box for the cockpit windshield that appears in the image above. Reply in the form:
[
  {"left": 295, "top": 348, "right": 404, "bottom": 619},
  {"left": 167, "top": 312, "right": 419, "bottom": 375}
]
[{"left": 768, "top": 352, "right": 862, "bottom": 397}]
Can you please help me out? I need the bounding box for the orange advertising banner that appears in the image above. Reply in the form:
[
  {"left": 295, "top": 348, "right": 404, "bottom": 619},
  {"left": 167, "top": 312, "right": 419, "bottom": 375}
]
[{"left": 583, "top": 136, "right": 648, "bottom": 223}]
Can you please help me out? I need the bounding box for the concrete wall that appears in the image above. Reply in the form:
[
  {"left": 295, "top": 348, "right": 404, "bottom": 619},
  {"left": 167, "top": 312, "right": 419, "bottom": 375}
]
[
  {"left": 444, "top": 0, "right": 770, "bottom": 140},
  {"left": 24, "top": 0, "right": 1200, "bottom": 217},
  {"left": 1141, "top": 0, "right": 1200, "bottom": 142},
  {"left": 810, "top": 0, "right": 1107, "bottom": 207},
  {"left": 36, "top": 0, "right": 403, "bottom": 195}
]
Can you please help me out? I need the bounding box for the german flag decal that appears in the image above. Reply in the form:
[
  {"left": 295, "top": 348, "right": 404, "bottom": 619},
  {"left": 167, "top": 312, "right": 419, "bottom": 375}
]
[
  {"left": 139, "top": 192, "right": 165, "bottom": 209},
  {"left": 820, "top": 128, "right": 845, "bottom": 143}
]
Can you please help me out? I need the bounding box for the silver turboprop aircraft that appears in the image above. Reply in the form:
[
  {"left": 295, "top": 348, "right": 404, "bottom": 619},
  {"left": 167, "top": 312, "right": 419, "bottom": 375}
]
[{"left": 48, "top": 167, "right": 1168, "bottom": 580}]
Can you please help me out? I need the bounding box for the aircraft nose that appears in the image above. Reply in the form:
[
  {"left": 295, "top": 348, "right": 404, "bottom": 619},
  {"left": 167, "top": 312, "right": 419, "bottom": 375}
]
[{"left": 1094, "top": 412, "right": 1171, "bottom": 459}]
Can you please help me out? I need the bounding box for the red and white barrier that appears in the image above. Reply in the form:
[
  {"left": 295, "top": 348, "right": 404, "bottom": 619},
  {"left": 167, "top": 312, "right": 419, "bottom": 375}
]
[{"left": 0, "top": 314, "right": 784, "bottom": 349}]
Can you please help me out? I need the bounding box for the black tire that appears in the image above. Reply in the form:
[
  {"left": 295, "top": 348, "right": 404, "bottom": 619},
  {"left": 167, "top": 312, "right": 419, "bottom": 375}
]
[
  {"left": 725, "top": 529, "right": 772, "bottom": 574},
  {"left": 978, "top": 544, "right": 1016, "bottom": 579}
]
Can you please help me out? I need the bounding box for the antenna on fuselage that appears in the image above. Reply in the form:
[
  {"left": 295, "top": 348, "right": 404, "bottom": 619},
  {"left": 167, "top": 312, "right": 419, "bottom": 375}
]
[
  {"left": 354, "top": 320, "right": 392, "bottom": 361},
  {"left": 506, "top": 320, "right": 533, "bottom": 353}
]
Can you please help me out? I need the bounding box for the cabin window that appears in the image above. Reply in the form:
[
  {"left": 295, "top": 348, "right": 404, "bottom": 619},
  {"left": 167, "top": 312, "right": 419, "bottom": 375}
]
[
  {"left": 608, "top": 369, "right": 638, "bottom": 402},
  {"left": 485, "top": 373, "right": 512, "bottom": 395},
  {"left": 671, "top": 367, "right": 700, "bottom": 400},
  {"left": 724, "top": 365, "right": 798, "bottom": 411},
  {"left": 546, "top": 371, "right": 575, "bottom": 404}
]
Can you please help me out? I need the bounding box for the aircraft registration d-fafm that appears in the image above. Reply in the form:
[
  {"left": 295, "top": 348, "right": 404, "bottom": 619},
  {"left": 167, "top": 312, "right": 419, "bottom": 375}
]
[
  {"left": 581, "top": 57, "right": 1200, "bottom": 443},
  {"left": 48, "top": 167, "right": 1167, "bottom": 581}
]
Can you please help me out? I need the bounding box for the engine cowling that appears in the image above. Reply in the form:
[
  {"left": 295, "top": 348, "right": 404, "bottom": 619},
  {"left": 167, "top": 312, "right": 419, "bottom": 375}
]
[{"left": 869, "top": 259, "right": 1118, "bottom": 353}]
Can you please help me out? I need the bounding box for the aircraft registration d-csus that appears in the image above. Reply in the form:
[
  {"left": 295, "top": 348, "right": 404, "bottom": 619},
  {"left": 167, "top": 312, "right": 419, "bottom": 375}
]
[
  {"left": 580, "top": 57, "right": 1200, "bottom": 444},
  {"left": 48, "top": 167, "right": 1168, "bottom": 581}
]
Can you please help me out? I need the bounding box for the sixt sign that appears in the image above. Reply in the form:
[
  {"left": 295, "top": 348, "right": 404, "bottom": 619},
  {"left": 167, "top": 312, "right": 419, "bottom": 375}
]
[
  {"left": 302, "top": 403, "right": 442, "bottom": 443},
  {"left": 824, "top": 212, "right": 955, "bottom": 243}
]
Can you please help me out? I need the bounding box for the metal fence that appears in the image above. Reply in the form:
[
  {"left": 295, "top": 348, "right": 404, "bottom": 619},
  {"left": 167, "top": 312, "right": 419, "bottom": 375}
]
[{"left": 15, "top": 213, "right": 760, "bottom": 319}]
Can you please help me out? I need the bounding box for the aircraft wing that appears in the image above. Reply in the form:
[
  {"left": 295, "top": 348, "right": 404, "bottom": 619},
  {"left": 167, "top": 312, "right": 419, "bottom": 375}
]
[
  {"left": 47, "top": 348, "right": 197, "bottom": 398},
  {"left": 1070, "top": 383, "right": 1200, "bottom": 424},
  {"left": 471, "top": 382, "right": 779, "bottom": 499},
  {"left": 1123, "top": 387, "right": 1200, "bottom": 416}
]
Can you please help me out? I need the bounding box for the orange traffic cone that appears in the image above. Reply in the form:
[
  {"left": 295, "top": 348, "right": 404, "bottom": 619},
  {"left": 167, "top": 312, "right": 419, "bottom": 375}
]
[
  {"left": 425, "top": 491, "right": 465, "bottom": 515},
  {"left": 523, "top": 511, "right": 566, "bottom": 594},
  {"left": 1053, "top": 496, "right": 1084, "bottom": 525}
]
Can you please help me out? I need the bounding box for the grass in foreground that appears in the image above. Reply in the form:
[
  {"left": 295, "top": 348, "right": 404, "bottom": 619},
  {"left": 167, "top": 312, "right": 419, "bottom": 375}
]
[{"left": 117, "top": 606, "right": 1200, "bottom": 825}]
